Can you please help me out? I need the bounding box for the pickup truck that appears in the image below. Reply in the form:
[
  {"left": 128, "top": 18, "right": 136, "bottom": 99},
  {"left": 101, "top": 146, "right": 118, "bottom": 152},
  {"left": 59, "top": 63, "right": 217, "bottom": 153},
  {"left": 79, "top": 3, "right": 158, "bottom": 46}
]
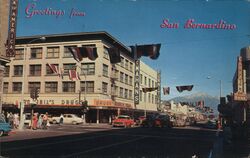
[{"left": 50, "top": 114, "right": 83, "bottom": 125}]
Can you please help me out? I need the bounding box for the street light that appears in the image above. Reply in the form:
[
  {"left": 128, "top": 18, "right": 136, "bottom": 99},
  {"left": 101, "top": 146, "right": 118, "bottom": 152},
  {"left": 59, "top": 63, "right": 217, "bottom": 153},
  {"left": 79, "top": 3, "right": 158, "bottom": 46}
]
[
  {"left": 73, "top": 65, "right": 87, "bottom": 124},
  {"left": 206, "top": 76, "right": 222, "bottom": 98},
  {"left": 19, "top": 36, "right": 46, "bottom": 130}
]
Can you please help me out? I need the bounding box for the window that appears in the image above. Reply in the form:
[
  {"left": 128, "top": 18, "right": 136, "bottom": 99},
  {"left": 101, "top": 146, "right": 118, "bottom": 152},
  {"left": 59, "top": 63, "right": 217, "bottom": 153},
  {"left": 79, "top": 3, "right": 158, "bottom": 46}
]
[
  {"left": 140, "top": 90, "right": 142, "bottom": 101},
  {"left": 125, "top": 59, "right": 129, "bottom": 69},
  {"left": 152, "top": 81, "right": 154, "bottom": 88},
  {"left": 144, "top": 93, "right": 146, "bottom": 102},
  {"left": 3, "top": 82, "right": 8, "bottom": 94},
  {"left": 119, "top": 87, "right": 123, "bottom": 98},
  {"left": 129, "top": 62, "right": 133, "bottom": 72},
  {"left": 15, "top": 49, "right": 24, "bottom": 60},
  {"left": 47, "top": 47, "right": 59, "bottom": 58},
  {"left": 64, "top": 46, "right": 75, "bottom": 58},
  {"left": 152, "top": 95, "right": 154, "bottom": 104},
  {"left": 124, "top": 89, "right": 128, "bottom": 99},
  {"left": 129, "top": 90, "right": 132, "bottom": 99},
  {"left": 125, "top": 74, "right": 128, "bottom": 84},
  {"left": 120, "top": 72, "right": 124, "bottom": 83},
  {"left": 45, "top": 82, "right": 58, "bottom": 93},
  {"left": 63, "top": 82, "right": 75, "bottom": 92},
  {"left": 28, "top": 82, "right": 40, "bottom": 93},
  {"left": 149, "top": 79, "right": 151, "bottom": 87},
  {"left": 155, "top": 95, "right": 158, "bottom": 104},
  {"left": 63, "top": 64, "right": 76, "bottom": 75},
  {"left": 102, "top": 82, "right": 108, "bottom": 94},
  {"left": 30, "top": 48, "right": 42, "bottom": 59},
  {"left": 4, "top": 66, "right": 9, "bottom": 77},
  {"left": 103, "top": 47, "right": 109, "bottom": 59},
  {"left": 129, "top": 76, "right": 133, "bottom": 85},
  {"left": 140, "top": 74, "right": 143, "bottom": 84},
  {"left": 13, "top": 65, "right": 23, "bottom": 76},
  {"left": 30, "top": 65, "right": 41, "bottom": 76},
  {"left": 148, "top": 93, "right": 151, "bottom": 103},
  {"left": 103, "top": 64, "right": 108, "bottom": 77},
  {"left": 120, "top": 57, "right": 124, "bottom": 67},
  {"left": 13, "top": 82, "right": 22, "bottom": 93},
  {"left": 46, "top": 64, "right": 59, "bottom": 75},
  {"left": 80, "top": 81, "right": 94, "bottom": 93},
  {"left": 81, "top": 63, "right": 95, "bottom": 75},
  {"left": 144, "top": 76, "right": 147, "bottom": 85}
]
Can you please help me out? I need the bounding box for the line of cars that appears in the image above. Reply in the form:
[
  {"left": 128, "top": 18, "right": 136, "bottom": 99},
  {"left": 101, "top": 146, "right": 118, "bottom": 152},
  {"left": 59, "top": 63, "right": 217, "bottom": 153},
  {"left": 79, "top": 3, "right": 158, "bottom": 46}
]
[{"left": 112, "top": 113, "right": 173, "bottom": 128}]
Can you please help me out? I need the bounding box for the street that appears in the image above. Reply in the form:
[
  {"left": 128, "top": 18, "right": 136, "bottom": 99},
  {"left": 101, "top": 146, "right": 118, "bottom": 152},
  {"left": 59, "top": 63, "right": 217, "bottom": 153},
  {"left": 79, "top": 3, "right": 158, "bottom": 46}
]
[{"left": 0, "top": 124, "right": 219, "bottom": 158}]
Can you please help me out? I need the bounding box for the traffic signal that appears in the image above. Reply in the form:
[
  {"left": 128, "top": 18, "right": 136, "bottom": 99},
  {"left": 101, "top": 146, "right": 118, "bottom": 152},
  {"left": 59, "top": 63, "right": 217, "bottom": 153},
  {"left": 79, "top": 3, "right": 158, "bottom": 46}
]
[
  {"left": 81, "top": 100, "right": 88, "bottom": 113},
  {"left": 34, "top": 88, "right": 40, "bottom": 100},
  {"left": 30, "top": 88, "right": 40, "bottom": 100}
]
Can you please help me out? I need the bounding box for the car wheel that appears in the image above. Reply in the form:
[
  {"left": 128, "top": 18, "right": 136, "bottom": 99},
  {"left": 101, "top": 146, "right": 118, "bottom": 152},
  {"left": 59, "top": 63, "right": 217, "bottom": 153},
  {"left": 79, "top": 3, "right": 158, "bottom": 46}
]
[
  {"left": 72, "top": 121, "right": 77, "bottom": 125},
  {"left": 0, "top": 130, "right": 4, "bottom": 137},
  {"left": 53, "top": 120, "right": 57, "bottom": 124}
]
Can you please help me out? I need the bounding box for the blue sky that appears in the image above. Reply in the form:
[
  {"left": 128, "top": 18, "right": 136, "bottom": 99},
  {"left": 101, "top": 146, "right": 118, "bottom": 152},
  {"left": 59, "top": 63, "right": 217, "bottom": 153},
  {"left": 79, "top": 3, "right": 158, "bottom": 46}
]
[{"left": 16, "top": 0, "right": 250, "bottom": 100}]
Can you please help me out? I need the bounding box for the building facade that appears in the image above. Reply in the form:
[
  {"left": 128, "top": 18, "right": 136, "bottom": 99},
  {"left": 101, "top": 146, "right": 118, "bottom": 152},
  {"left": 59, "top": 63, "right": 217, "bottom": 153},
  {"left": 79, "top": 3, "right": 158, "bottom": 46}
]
[
  {"left": 2, "top": 32, "right": 160, "bottom": 123},
  {"left": 0, "top": 0, "right": 11, "bottom": 113}
]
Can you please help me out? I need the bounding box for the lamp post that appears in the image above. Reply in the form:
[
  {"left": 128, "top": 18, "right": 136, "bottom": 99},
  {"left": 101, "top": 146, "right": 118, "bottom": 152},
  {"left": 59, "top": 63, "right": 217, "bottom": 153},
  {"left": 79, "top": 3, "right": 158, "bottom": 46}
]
[
  {"left": 19, "top": 37, "right": 46, "bottom": 130},
  {"left": 206, "top": 76, "right": 222, "bottom": 98},
  {"left": 74, "top": 65, "right": 87, "bottom": 124}
]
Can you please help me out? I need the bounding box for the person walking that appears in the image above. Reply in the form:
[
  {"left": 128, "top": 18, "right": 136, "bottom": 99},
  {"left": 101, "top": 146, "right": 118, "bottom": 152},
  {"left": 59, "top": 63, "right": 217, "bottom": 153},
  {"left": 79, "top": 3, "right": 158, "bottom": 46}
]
[
  {"left": 32, "top": 113, "right": 38, "bottom": 130},
  {"left": 13, "top": 113, "right": 19, "bottom": 129},
  {"left": 59, "top": 114, "right": 64, "bottom": 126},
  {"left": 42, "top": 112, "right": 48, "bottom": 130},
  {"left": 37, "top": 114, "right": 43, "bottom": 129}
]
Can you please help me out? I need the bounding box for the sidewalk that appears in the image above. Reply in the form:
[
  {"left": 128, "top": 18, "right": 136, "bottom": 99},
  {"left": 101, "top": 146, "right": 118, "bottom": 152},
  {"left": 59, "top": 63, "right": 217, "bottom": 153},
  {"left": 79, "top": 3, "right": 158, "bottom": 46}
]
[
  {"left": 211, "top": 130, "right": 250, "bottom": 158},
  {"left": 0, "top": 123, "right": 112, "bottom": 143}
]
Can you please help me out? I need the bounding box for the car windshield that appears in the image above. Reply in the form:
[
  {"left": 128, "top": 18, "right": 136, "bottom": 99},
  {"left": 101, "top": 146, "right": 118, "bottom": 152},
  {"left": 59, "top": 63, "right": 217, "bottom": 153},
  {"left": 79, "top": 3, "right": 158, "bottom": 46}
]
[{"left": 117, "top": 116, "right": 129, "bottom": 119}]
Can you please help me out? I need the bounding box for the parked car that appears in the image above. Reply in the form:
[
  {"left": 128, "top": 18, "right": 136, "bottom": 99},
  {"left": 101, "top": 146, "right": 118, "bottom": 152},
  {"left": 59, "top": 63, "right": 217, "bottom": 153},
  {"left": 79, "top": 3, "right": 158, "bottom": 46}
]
[
  {"left": 154, "top": 114, "right": 172, "bottom": 128},
  {"left": 50, "top": 114, "right": 83, "bottom": 125},
  {"left": 135, "top": 116, "right": 146, "bottom": 126},
  {"left": 0, "top": 116, "right": 11, "bottom": 136},
  {"left": 141, "top": 114, "right": 156, "bottom": 127},
  {"left": 204, "top": 120, "right": 217, "bottom": 129},
  {"left": 113, "top": 115, "right": 135, "bottom": 128}
]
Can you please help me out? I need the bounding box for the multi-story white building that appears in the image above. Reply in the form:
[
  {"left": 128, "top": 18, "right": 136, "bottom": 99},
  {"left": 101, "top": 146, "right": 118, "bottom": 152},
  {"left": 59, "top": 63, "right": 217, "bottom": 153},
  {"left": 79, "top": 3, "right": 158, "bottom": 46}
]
[{"left": 2, "top": 31, "right": 160, "bottom": 123}]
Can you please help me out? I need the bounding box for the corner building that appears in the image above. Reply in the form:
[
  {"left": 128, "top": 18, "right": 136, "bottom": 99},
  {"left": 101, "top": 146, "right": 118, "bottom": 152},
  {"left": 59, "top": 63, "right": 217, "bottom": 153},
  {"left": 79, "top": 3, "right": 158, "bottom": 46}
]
[{"left": 2, "top": 32, "right": 160, "bottom": 123}]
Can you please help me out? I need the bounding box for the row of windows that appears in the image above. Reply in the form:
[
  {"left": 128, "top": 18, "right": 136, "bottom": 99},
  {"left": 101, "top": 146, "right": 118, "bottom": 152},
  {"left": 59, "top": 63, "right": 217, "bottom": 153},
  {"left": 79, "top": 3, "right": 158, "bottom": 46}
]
[
  {"left": 139, "top": 90, "right": 158, "bottom": 104},
  {"left": 3, "top": 81, "right": 134, "bottom": 100},
  {"left": 140, "top": 74, "right": 157, "bottom": 88},
  {"left": 103, "top": 47, "right": 133, "bottom": 72}
]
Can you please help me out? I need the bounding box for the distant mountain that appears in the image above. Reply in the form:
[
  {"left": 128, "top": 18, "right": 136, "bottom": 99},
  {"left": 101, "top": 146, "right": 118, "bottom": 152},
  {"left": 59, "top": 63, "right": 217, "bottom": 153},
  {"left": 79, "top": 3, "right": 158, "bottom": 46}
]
[{"left": 166, "top": 92, "right": 220, "bottom": 113}]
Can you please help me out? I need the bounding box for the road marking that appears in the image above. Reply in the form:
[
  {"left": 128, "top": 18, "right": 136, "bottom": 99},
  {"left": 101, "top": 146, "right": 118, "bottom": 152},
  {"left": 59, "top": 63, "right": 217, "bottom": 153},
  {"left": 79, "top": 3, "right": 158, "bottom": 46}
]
[
  {"left": 62, "top": 136, "right": 147, "bottom": 158},
  {"left": 3, "top": 134, "right": 113, "bottom": 152}
]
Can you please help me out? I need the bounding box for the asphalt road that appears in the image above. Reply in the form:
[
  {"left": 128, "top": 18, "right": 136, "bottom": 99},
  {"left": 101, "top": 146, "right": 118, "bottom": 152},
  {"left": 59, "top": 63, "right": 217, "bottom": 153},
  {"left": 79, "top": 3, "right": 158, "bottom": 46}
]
[{"left": 1, "top": 124, "right": 218, "bottom": 158}]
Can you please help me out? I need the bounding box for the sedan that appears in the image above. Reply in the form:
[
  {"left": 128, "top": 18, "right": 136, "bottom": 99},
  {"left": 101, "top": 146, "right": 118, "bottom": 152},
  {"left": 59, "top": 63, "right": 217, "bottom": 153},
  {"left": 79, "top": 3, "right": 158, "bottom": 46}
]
[{"left": 0, "top": 116, "right": 11, "bottom": 136}]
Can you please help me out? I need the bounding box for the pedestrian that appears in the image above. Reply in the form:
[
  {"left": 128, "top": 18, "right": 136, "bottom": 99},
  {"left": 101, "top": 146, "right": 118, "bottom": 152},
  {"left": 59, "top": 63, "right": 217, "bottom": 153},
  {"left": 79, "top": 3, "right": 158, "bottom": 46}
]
[
  {"left": 37, "top": 114, "right": 43, "bottom": 129},
  {"left": 32, "top": 113, "right": 38, "bottom": 130},
  {"left": 13, "top": 113, "right": 19, "bottom": 129},
  {"left": 59, "top": 114, "right": 63, "bottom": 126},
  {"left": 9, "top": 112, "right": 14, "bottom": 128},
  {"left": 42, "top": 112, "right": 48, "bottom": 130}
]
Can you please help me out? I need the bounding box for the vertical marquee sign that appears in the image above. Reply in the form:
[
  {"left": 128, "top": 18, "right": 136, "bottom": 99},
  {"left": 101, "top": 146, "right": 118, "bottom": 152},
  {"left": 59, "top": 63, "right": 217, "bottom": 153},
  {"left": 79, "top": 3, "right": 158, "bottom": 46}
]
[
  {"left": 134, "top": 59, "right": 140, "bottom": 106},
  {"left": 5, "top": 0, "right": 19, "bottom": 57}
]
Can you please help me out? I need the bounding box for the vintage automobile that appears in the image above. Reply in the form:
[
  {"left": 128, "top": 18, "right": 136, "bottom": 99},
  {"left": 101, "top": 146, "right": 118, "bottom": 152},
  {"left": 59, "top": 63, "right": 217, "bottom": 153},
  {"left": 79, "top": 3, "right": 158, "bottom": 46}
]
[
  {"left": 50, "top": 114, "right": 83, "bottom": 125},
  {"left": 0, "top": 116, "right": 11, "bottom": 136},
  {"left": 154, "top": 114, "right": 172, "bottom": 128},
  {"left": 141, "top": 114, "right": 156, "bottom": 127},
  {"left": 113, "top": 115, "right": 135, "bottom": 128},
  {"left": 135, "top": 116, "right": 146, "bottom": 126}
]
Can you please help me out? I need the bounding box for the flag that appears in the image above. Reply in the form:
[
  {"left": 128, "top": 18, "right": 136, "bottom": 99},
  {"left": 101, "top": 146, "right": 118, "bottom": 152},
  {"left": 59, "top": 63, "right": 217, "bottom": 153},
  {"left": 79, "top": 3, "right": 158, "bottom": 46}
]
[
  {"left": 163, "top": 87, "right": 170, "bottom": 95},
  {"left": 142, "top": 87, "right": 158, "bottom": 93},
  {"left": 69, "top": 70, "right": 80, "bottom": 80},
  {"left": 130, "top": 44, "right": 161, "bottom": 60},
  {"left": 176, "top": 85, "right": 194, "bottom": 92},
  {"left": 68, "top": 47, "right": 82, "bottom": 62},
  {"left": 47, "top": 63, "right": 61, "bottom": 76},
  {"left": 108, "top": 47, "right": 121, "bottom": 64},
  {"left": 81, "top": 46, "right": 98, "bottom": 61}
]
